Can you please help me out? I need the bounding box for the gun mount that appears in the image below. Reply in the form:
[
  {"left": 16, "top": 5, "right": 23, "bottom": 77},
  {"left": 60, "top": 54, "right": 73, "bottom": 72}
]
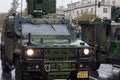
[{"left": 27, "top": 0, "right": 56, "bottom": 17}]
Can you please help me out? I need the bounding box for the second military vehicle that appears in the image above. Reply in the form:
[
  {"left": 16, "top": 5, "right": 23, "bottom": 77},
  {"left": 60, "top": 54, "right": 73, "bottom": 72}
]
[
  {"left": 79, "top": 20, "right": 120, "bottom": 67},
  {"left": 1, "top": 0, "right": 97, "bottom": 80}
]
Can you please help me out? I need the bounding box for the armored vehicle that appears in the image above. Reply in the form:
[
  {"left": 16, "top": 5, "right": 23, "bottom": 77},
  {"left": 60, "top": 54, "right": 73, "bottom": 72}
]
[
  {"left": 79, "top": 20, "right": 120, "bottom": 66},
  {"left": 1, "top": 0, "right": 96, "bottom": 80}
]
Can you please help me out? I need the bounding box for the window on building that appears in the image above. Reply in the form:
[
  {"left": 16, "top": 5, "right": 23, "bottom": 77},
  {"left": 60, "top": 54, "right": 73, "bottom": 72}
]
[
  {"left": 101, "top": 0, "right": 105, "bottom": 4},
  {"left": 112, "top": 0, "right": 116, "bottom": 5},
  {"left": 77, "top": 10, "right": 79, "bottom": 15},
  {"left": 69, "top": 14, "right": 71, "bottom": 18},
  {"left": 91, "top": 8, "right": 93, "bottom": 13},
  {"left": 103, "top": 17, "right": 107, "bottom": 19},
  {"left": 73, "top": 10, "right": 74, "bottom": 13},
  {"left": 103, "top": 8, "right": 108, "bottom": 13},
  {"left": 68, "top": 5, "right": 70, "bottom": 8},
  {"left": 81, "top": 10, "right": 83, "bottom": 14},
  {"left": 86, "top": 9, "right": 88, "bottom": 13}
]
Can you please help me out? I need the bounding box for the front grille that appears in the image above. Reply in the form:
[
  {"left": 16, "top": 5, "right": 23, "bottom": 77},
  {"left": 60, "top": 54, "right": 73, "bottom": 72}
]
[
  {"left": 44, "top": 48, "right": 78, "bottom": 71},
  {"left": 23, "top": 47, "right": 94, "bottom": 72},
  {"left": 44, "top": 48, "right": 78, "bottom": 60}
]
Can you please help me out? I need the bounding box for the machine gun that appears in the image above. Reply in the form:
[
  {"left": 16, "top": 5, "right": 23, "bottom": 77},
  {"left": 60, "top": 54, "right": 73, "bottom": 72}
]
[{"left": 27, "top": 0, "right": 56, "bottom": 17}]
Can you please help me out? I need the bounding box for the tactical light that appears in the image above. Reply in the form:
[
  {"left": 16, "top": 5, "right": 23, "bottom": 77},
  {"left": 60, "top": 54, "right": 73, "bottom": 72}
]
[
  {"left": 83, "top": 49, "right": 90, "bottom": 55},
  {"left": 26, "top": 49, "right": 34, "bottom": 56}
]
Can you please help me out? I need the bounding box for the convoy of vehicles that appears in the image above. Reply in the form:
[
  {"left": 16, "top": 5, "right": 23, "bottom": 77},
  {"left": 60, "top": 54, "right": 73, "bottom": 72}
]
[{"left": 0, "top": 0, "right": 97, "bottom": 80}]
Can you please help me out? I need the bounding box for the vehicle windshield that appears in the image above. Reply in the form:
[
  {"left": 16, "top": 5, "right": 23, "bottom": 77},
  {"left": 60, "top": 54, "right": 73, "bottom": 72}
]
[{"left": 22, "top": 23, "right": 71, "bottom": 36}]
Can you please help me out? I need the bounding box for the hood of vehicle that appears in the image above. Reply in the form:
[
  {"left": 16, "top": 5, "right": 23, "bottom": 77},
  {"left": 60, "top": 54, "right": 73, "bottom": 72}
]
[{"left": 22, "top": 38, "right": 89, "bottom": 47}]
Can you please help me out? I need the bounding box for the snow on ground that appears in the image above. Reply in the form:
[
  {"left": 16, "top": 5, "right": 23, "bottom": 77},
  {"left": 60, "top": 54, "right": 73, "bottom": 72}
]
[
  {"left": 98, "top": 64, "right": 113, "bottom": 79},
  {"left": 98, "top": 64, "right": 120, "bottom": 80}
]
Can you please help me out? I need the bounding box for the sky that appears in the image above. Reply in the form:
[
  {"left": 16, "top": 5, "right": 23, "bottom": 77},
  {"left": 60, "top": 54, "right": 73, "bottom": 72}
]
[{"left": 0, "top": 0, "right": 80, "bottom": 13}]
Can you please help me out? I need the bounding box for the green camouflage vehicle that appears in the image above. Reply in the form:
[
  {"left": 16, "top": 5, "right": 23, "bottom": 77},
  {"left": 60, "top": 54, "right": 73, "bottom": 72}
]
[
  {"left": 1, "top": 0, "right": 96, "bottom": 80},
  {"left": 79, "top": 20, "right": 120, "bottom": 66}
]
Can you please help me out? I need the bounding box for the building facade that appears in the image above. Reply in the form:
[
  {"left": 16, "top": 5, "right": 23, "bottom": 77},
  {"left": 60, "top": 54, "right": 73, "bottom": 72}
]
[
  {"left": 64, "top": 0, "right": 120, "bottom": 20},
  {"left": 56, "top": 6, "right": 65, "bottom": 18}
]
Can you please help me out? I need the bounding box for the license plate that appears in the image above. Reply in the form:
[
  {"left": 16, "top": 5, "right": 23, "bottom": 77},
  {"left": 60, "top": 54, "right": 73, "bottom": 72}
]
[{"left": 77, "top": 71, "right": 88, "bottom": 78}]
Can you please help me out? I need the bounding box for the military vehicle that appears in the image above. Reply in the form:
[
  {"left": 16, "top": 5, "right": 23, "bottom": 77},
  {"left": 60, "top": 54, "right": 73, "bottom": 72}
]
[
  {"left": 78, "top": 5, "right": 120, "bottom": 69},
  {"left": 1, "top": 0, "right": 97, "bottom": 80},
  {"left": 79, "top": 20, "right": 120, "bottom": 67}
]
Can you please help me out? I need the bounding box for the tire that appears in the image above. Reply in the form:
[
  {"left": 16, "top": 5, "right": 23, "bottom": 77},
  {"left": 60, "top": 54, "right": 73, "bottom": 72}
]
[
  {"left": 91, "top": 61, "right": 100, "bottom": 71},
  {"left": 15, "top": 61, "right": 29, "bottom": 80},
  {"left": 1, "top": 49, "right": 11, "bottom": 73},
  {"left": 15, "top": 60, "right": 48, "bottom": 80},
  {"left": 15, "top": 60, "right": 22, "bottom": 80}
]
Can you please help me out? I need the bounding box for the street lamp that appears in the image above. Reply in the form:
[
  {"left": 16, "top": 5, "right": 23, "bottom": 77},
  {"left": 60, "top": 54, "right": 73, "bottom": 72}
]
[
  {"left": 70, "top": 0, "right": 73, "bottom": 23},
  {"left": 94, "top": 0, "right": 97, "bottom": 52},
  {"left": 95, "top": 0, "right": 97, "bottom": 19}
]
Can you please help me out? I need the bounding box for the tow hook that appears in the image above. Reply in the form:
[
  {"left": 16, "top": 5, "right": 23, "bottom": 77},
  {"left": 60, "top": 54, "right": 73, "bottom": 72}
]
[{"left": 44, "top": 64, "right": 51, "bottom": 72}]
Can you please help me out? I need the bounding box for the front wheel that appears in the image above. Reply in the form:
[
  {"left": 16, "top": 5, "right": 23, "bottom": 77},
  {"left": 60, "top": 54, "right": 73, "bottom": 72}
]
[
  {"left": 90, "top": 60, "right": 100, "bottom": 71},
  {"left": 15, "top": 60, "right": 22, "bottom": 80},
  {"left": 1, "top": 49, "right": 11, "bottom": 73}
]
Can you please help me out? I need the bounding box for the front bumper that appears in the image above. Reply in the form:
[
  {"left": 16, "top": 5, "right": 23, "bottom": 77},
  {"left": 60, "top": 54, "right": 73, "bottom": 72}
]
[
  {"left": 19, "top": 60, "right": 44, "bottom": 72},
  {"left": 76, "top": 58, "right": 94, "bottom": 79}
]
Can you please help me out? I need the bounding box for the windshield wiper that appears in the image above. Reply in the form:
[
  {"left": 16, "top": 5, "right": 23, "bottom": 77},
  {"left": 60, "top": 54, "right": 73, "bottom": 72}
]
[{"left": 44, "top": 20, "right": 56, "bottom": 31}]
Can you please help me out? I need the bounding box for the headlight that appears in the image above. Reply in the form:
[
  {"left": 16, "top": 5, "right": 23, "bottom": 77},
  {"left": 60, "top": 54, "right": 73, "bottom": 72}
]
[
  {"left": 83, "top": 49, "right": 90, "bottom": 55},
  {"left": 26, "top": 49, "right": 34, "bottom": 56}
]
